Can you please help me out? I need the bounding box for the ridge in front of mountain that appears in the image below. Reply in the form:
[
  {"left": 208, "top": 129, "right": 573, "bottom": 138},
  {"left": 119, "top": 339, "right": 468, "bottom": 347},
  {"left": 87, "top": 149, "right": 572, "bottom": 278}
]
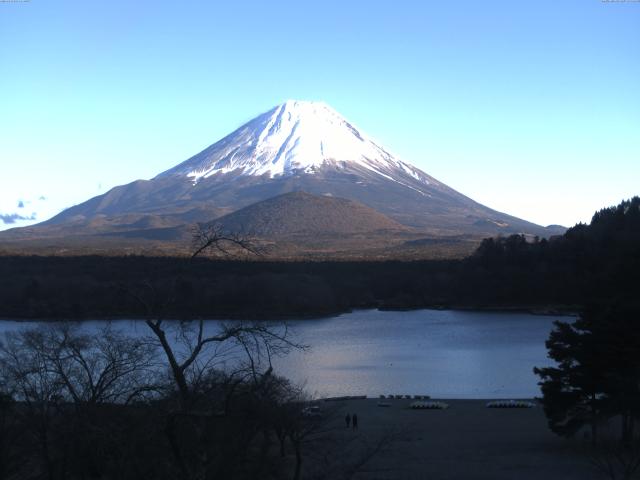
[{"left": 213, "top": 191, "right": 410, "bottom": 238}]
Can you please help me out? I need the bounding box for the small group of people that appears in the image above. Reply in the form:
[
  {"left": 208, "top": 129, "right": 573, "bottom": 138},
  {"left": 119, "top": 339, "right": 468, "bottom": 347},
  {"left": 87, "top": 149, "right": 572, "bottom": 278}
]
[{"left": 344, "top": 413, "right": 358, "bottom": 430}]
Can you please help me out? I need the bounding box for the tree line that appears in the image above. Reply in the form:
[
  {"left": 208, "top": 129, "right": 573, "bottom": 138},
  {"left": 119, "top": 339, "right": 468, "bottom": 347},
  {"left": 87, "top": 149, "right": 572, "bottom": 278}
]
[
  {"left": 5, "top": 199, "right": 638, "bottom": 321},
  {"left": 530, "top": 197, "right": 640, "bottom": 478}
]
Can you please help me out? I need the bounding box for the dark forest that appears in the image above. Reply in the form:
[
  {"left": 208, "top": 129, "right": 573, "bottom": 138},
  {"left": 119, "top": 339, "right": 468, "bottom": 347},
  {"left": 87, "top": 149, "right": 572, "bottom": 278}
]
[{"left": 1, "top": 197, "right": 638, "bottom": 321}]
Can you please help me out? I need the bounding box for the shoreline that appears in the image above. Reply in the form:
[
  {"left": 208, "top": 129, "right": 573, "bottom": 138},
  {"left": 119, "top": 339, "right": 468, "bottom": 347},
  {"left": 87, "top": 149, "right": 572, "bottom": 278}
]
[
  {"left": 321, "top": 395, "right": 541, "bottom": 402},
  {"left": 0, "top": 304, "right": 579, "bottom": 323}
]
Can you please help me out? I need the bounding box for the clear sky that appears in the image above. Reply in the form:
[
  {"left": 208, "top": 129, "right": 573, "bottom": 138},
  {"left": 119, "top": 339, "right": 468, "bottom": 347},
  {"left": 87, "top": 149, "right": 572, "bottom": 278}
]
[{"left": 1, "top": 0, "right": 638, "bottom": 231}]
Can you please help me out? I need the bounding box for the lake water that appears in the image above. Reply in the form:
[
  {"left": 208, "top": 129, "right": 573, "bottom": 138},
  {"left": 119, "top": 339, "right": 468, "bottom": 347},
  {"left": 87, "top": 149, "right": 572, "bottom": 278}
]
[{"left": 0, "top": 309, "right": 566, "bottom": 399}]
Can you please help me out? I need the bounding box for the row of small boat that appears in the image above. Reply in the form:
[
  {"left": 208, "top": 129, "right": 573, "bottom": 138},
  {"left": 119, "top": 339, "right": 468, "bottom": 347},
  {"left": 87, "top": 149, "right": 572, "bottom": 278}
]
[
  {"left": 486, "top": 400, "right": 536, "bottom": 408},
  {"left": 409, "top": 401, "right": 449, "bottom": 409},
  {"left": 380, "top": 394, "right": 431, "bottom": 400}
]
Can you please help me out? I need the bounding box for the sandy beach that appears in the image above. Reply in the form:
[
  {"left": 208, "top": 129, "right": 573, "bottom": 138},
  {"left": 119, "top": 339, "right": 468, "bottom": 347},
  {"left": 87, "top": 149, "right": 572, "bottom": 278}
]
[{"left": 314, "top": 398, "right": 599, "bottom": 480}]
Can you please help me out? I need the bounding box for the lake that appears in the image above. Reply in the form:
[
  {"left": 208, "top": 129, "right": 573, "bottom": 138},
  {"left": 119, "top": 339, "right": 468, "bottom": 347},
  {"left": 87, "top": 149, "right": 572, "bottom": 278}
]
[{"left": 0, "top": 309, "right": 566, "bottom": 399}]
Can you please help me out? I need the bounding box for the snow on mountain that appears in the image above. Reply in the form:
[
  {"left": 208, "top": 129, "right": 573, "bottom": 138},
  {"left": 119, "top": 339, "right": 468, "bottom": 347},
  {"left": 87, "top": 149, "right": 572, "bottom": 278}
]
[
  {"left": 158, "top": 100, "right": 433, "bottom": 190},
  {"left": 10, "top": 99, "right": 561, "bottom": 242}
]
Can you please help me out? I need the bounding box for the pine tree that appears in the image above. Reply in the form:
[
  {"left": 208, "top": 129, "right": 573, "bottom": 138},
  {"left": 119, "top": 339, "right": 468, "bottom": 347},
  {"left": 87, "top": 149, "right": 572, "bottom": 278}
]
[{"left": 535, "top": 303, "right": 640, "bottom": 444}]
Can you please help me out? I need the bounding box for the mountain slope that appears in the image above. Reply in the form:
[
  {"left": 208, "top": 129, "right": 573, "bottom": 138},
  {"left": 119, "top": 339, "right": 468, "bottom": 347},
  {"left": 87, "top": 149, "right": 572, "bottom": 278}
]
[
  {"left": 158, "top": 100, "right": 432, "bottom": 184},
  {"left": 3, "top": 100, "right": 563, "bottom": 252},
  {"left": 214, "top": 191, "right": 409, "bottom": 237}
]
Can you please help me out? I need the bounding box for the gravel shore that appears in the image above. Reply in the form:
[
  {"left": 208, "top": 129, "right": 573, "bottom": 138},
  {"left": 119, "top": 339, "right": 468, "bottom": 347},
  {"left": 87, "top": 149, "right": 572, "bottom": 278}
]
[{"left": 318, "top": 398, "right": 598, "bottom": 480}]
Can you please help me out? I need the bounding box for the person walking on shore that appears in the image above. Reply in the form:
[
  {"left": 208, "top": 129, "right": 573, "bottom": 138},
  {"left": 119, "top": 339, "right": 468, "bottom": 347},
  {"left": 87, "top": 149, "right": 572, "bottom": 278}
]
[
  {"left": 345, "top": 413, "right": 351, "bottom": 428},
  {"left": 352, "top": 413, "right": 358, "bottom": 430}
]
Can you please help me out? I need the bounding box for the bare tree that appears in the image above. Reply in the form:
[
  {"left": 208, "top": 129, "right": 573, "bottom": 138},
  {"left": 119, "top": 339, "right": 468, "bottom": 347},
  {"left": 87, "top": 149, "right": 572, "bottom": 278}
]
[
  {"left": 121, "top": 224, "right": 306, "bottom": 480},
  {"left": 27, "top": 323, "right": 158, "bottom": 405},
  {"left": 0, "top": 387, "right": 22, "bottom": 480},
  {"left": 191, "top": 222, "right": 261, "bottom": 259},
  {"left": 1, "top": 329, "right": 68, "bottom": 480},
  {"left": 141, "top": 315, "right": 302, "bottom": 410},
  {"left": 126, "top": 224, "right": 302, "bottom": 409},
  {"left": 0, "top": 323, "right": 160, "bottom": 480}
]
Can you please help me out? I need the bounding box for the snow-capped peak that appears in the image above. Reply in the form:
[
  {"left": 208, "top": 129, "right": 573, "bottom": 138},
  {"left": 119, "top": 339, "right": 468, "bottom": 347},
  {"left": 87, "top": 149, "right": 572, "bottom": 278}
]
[{"left": 158, "top": 100, "right": 431, "bottom": 188}]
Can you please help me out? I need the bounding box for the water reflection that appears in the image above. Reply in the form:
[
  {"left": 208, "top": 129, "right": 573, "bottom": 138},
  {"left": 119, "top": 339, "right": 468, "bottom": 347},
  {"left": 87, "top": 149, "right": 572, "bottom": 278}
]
[
  {"left": 272, "top": 309, "right": 561, "bottom": 398},
  {"left": 0, "top": 309, "right": 563, "bottom": 399}
]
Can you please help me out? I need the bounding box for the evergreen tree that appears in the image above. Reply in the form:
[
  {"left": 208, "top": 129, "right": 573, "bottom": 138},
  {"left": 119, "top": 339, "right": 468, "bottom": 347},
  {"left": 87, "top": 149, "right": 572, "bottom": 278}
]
[
  {"left": 534, "top": 313, "right": 609, "bottom": 442},
  {"left": 535, "top": 303, "right": 640, "bottom": 444}
]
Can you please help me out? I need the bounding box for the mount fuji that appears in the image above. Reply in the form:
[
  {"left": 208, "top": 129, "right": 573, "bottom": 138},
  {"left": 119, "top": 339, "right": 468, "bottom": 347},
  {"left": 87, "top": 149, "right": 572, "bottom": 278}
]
[
  {"left": 1, "top": 100, "right": 563, "bottom": 257},
  {"left": 160, "top": 100, "right": 431, "bottom": 185}
]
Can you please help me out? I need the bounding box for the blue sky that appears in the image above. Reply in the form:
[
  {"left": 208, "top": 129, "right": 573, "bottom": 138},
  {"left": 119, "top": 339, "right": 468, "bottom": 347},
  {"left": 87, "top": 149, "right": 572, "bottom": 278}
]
[{"left": 1, "top": 0, "right": 638, "bottom": 230}]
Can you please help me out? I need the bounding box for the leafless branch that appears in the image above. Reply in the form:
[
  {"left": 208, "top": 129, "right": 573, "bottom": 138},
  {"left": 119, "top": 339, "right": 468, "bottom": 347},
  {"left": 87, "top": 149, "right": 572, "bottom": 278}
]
[{"left": 191, "top": 223, "right": 262, "bottom": 260}]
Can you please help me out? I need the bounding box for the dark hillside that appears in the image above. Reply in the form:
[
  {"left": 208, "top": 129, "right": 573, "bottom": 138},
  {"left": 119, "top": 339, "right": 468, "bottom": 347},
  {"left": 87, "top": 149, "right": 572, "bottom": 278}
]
[
  {"left": 0, "top": 198, "right": 636, "bottom": 320},
  {"left": 214, "top": 191, "right": 409, "bottom": 237}
]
